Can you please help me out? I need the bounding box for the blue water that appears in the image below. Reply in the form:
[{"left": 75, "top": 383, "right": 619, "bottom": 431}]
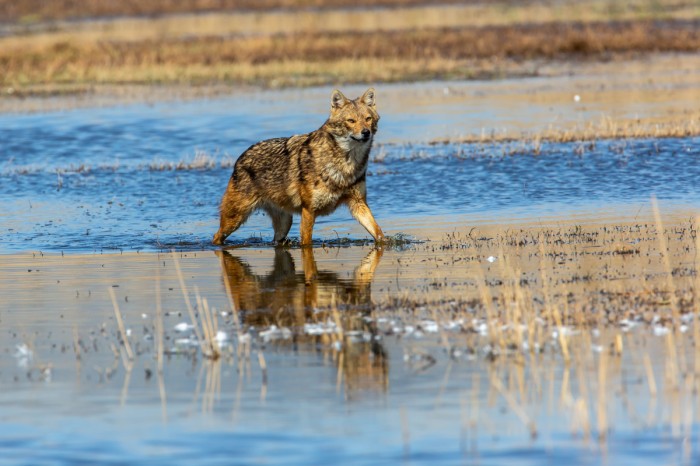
[
  {"left": 1, "top": 338, "right": 694, "bottom": 466},
  {"left": 1, "top": 94, "right": 700, "bottom": 465},
  {"left": 1, "top": 99, "right": 699, "bottom": 252}
]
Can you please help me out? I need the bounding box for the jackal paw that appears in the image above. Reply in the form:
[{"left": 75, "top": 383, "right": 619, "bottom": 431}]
[{"left": 275, "top": 237, "right": 292, "bottom": 246}]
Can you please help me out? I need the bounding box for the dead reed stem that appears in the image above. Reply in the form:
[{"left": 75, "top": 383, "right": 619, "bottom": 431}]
[
  {"left": 72, "top": 326, "right": 81, "bottom": 362},
  {"left": 120, "top": 360, "right": 134, "bottom": 406},
  {"left": 651, "top": 196, "right": 681, "bottom": 326},
  {"left": 695, "top": 217, "right": 700, "bottom": 387},
  {"left": 258, "top": 350, "right": 268, "bottom": 402},
  {"left": 596, "top": 348, "right": 608, "bottom": 441},
  {"left": 219, "top": 251, "right": 242, "bottom": 335},
  {"left": 108, "top": 286, "right": 134, "bottom": 362},
  {"left": 538, "top": 241, "right": 570, "bottom": 363},
  {"left": 195, "top": 289, "right": 221, "bottom": 359},
  {"left": 155, "top": 262, "right": 164, "bottom": 372},
  {"left": 475, "top": 265, "right": 502, "bottom": 350},
  {"left": 204, "top": 298, "right": 220, "bottom": 357},
  {"left": 171, "top": 251, "right": 207, "bottom": 355},
  {"left": 665, "top": 332, "right": 680, "bottom": 392},
  {"left": 643, "top": 352, "right": 658, "bottom": 397},
  {"left": 336, "top": 350, "right": 344, "bottom": 395},
  {"left": 155, "top": 261, "right": 167, "bottom": 421},
  {"left": 202, "top": 360, "right": 221, "bottom": 413}
]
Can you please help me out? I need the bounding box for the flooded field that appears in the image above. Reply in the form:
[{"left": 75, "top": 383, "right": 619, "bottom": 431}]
[
  {"left": 2, "top": 75, "right": 700, "bottom": 252},
  {"left": 3, "top": 221, "right": 700, "bottom": 464},
  {"left": 2, "top": 77, "right": 700, "bottom": 465}
]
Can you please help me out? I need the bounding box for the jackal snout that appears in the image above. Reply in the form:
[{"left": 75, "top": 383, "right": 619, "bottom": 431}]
[{"left": 349, "top": 125, "right": 372, "bottom": 143}]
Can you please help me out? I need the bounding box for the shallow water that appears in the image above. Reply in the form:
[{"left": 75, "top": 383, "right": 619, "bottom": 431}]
[
  {"left": 1, "top": 245, "right": 698, "bottom": 466},
  {"left": 1, "top": 96, "right": 699, "bottom": 252},
  {"left": 2, "top": 85, "right": 700, "bottom": 465}
]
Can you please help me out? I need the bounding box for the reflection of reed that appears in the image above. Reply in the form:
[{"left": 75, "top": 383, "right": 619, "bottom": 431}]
[
  {"left": 155, "top": 261, "right": 167, "bottom": 422},
  {"left": 217, "top": 247, "right": 388, "bottom": 395},
  {"left": 173, "top": 252, "right": 222, "bottom": 359}
]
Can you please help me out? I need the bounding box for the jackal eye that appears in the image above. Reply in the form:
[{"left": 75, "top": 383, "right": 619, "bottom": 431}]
[
  {"left": 346, "top": 118, "right": 356, "bottom": 124},
  {"left": 365, "top": 116, "right": 372, "bottom": 122}
]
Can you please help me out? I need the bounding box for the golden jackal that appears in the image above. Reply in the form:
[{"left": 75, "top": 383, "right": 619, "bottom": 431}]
[{"left": 213, "top": 88, "right": 383, "bottom": 246}]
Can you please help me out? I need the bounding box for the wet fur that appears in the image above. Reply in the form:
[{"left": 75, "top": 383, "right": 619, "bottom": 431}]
[{"left": 213, "top": 88, "right": 383, "bottom": 246}]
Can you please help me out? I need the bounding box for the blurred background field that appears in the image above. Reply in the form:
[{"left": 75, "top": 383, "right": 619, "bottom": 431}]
[
  {"left": 1, "top": 0, "right": 699, "bottom": 91},
  {"left": 1, "top": 0, "right": 699, "bottom": 140}
]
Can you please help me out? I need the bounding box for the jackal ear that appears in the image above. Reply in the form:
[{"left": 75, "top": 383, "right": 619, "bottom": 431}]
[
  {"left": 331, "top": 90, "right": 348, "bottom": 109},
  {"left": 361, "top": 88, "right": 376, "bottom": 107}
]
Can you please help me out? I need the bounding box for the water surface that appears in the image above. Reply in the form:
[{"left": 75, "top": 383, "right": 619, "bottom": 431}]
[
  {"left": 1, "top": 97, "right": 698, "bottom": 252},
  {"left": 1, "top": 246, "right": 697, "bottom": 466},
  {"left": 2, "top": 84, "right": 700, "bottom": 465}
]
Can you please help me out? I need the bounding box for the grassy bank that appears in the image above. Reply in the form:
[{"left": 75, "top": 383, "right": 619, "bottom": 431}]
[
  {"left": 2, "top": 19, "right": 699, "bottom": 89},
  {"left": 1, "top": 0, "right": 699, "bottom": 91}
]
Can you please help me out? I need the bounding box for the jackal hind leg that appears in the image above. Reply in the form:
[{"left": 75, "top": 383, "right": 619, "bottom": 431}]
[
  {"left": 265, "top": 206, "right": 293, "bottom": 244},
  {"left": 213, "top": 185, "right": 258, "bottom": 245}
]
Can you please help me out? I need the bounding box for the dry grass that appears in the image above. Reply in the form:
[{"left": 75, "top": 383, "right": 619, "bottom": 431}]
[
  {"left": 0, "top": 0, "right": 699, "bottom": 91},
  {"left": 429, "top": 112, "right": 700, "bottom": 144},
  {"left": 368, "top": 216, "right": 700, "bottom": 442},
  {"left": 205, "top": 214, "right": 700, "bottom": 440}
]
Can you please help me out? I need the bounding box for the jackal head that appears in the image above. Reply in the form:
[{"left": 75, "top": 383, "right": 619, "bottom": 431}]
[{"left": 325, "top": 88, "right": 380, "bottom": 150}]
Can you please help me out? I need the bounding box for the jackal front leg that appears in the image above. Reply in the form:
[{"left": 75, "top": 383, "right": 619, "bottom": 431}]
[{"left": 346, "top": 184, "right": 383, "bottom": 243}]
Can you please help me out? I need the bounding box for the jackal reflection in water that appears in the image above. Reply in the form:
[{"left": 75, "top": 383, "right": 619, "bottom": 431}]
[{"left": 216, "top": 247, "right": 387, "bottom": 394}]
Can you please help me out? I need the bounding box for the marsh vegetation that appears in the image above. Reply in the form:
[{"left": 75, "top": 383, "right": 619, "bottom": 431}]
[
  {"left": 1, "top": 0, "right": 699, "bottom": 93},
  {"left": 3, "top": 212, "right": 700, "bottom": 463},
  {"left": 2, "top": 0, "right": 700, "bottom": 463}
]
